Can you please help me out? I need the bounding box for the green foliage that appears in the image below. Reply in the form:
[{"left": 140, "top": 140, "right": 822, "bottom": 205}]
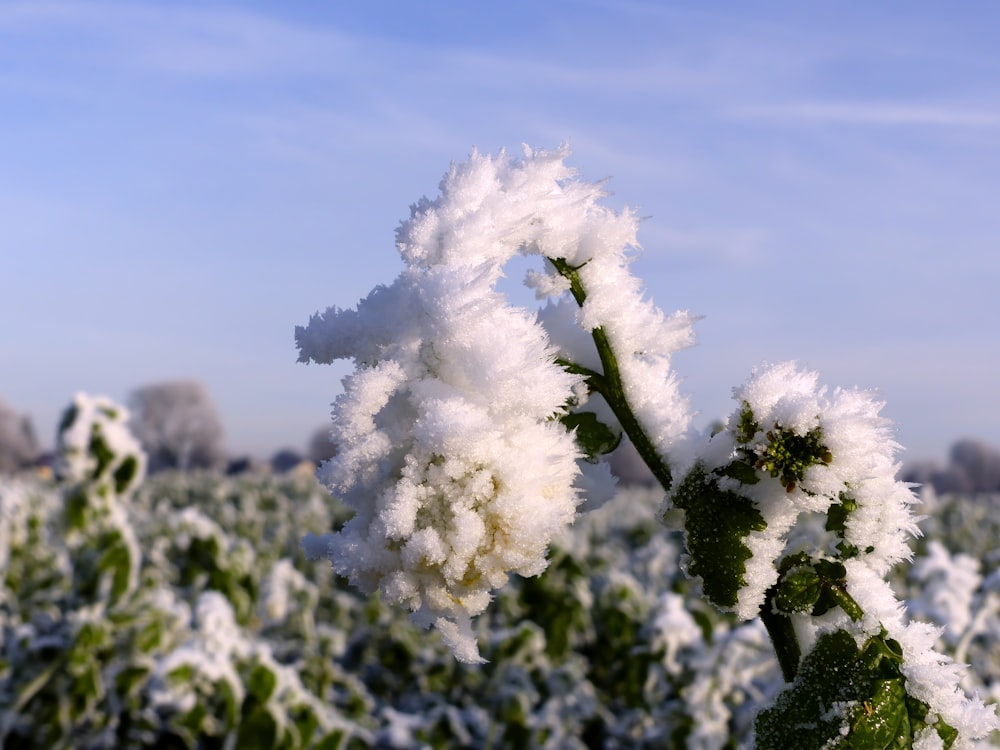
[
  {"left": 0, "top": 466, "right": 371, "bottom": 749},
  {"left": 2, "top": 451, "right": 997, "bottom": 748},
  {"left": 671, "top": 462, "right": 767, "bottom": 609},
  {"left": 735, "top": 401, "right": 831, "bottom": 492},
  {"left": 772, "top": 555, "right": 860, "bottom": 620},
  {"left": 756, "top": 629, "right": 957, "bottom": 749},
  {"left": 560, "top": 410, "right": 621, "bottom": 461},
  {"left": 772, "top": 563, "right": 822, "bottom": 614}
]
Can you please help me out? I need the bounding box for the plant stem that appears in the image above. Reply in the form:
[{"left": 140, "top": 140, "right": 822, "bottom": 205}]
[
  {"left": 761, "top": 587, "right": 801, "bottom": 683},
  {"left": 827, "top": 584, "right": 865, "bottom": 623},
  {"left": 550, "top": 258, "right": 674, "bottom": 492}
]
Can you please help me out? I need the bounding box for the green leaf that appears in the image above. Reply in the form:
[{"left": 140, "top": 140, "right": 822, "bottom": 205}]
[
  {"left": 756, "top": 630, "right": 873, "bottom": 748},
  {"left": 717, "top": 458, "right": 760, "bottom": 485},
  {"left": 844, "top": 678, "right": 909, "bottom": 749},
  {"left": 236, "top": 706, "right": 280, "bottom": 750},
  {"left": 313, "top": 729, "right": 348, "bottom": 750},
  {"left": 166, "top": 663, "right": 195, "bottom": 684},
  {"left": 560, "top": 411, "right": 621, "bottom": 461},
  {"left": 98, "top": 534, "right": 135, "bottom": 603},
  {"left": 825, "top": 493, "right": 857, "bottom": 535},
  {"left": 826, "top": 492, "right": 866, "bottom": 557},
  {"left": 58, "top": 403, "right": 79, "bottom": 436},
  {"left": 88, "top": 428, "right": 116, "bottom": 480},
  {"left": 74, "top": 662, "right": 105, "bottom": 704},
  {"left": 113, "top": 455, "right": 139, "bottom": 494},
  {"left": 217, "top": 674, "right": 242, "bottom": 728},
  {"left": 73, "top": 621, "right": 110, "bottom": 657},
  {"left": 66, "top": 491, "right": 89, "bottom": 531},
  {"left": 774, "top": 566, "right": 821, "bottom": 613},
  {"left": 755, "top": 630, "right": 959, "bottom": 750},
  {"left": 115, "top": 664, "right": 151, "bottom": 698},
  {"left": 736, "top": 402, "right": 760, "bottom": 444},
  {"left": 137, "top": 619, "right": 163, "bottom": 652},
  {"left": 13, "top": 661, "right": 62, "bottom": 713},
  {"left": 248, "top": 663, "right": 279, "bottom": 702},
  {"left": 177, "top": 701, "right": 209, "bottom": 735},
  {"left": 671, "top": 463, "right": 766, "bottom": 609}
]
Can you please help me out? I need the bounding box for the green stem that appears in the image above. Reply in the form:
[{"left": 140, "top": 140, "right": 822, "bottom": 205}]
[
  {"left": 550, "top": 258, "right": 674, "bottom": 492},
  {"left": 827, "top": 583, "right": 865, "bottom": 623},
  {"left": 761, "top": 587, "right": 802, "bottom": 683}
]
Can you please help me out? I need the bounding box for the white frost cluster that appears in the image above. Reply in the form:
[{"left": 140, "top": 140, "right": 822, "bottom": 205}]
[
  {"left": 54, "top": 392, "right": 145, "bottom": 602},
  {"left": 681, "top": 361, "right": 921, "bottom": 621},
  {"left": 297, "top": 146, "right": 695, "bottom": 662},
  {"left": 909, "top": 540, "right": 982, "bottom": 646},
  {"left": 648, "top": 591, "right": 703, "bottom": 676},
  {"left": 258, "top": 558, "right": 318, "bottom": 629},
  {"left": 152, "top": 589, "right": 352, "bottom": 744},
  {"left": 151, "top": 591, "right": 247, "bottom": 716},
  {"left": 682, "top": 620, "right": 780, "bottom": 750},
  {"left": 0, "top": 480, "right": 33, "bottom": 572}
]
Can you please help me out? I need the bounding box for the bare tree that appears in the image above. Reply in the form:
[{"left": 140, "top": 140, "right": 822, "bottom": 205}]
[
  {"left": 949, "top": 438, "right": 1000, "bottom": 493},
  {"left": 901, "top": 460, "right": 971, "bottom": 494},
  {"left": 902, "top": 438, "right": 1000, "bottom": 494},
  {"left": 128, "top": 380, "right": 225, "bottom": 472},
  {"left": 0, "top": 400, "right": 39, "bottom": 473},
  {"left": 271, "top": 448, "right": 304, "bottom": 473}
]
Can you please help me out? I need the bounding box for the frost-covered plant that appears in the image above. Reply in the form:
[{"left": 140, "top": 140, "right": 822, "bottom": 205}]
[
  {"left": 1, "top": 394, "right": 148, "bottom": 747},
  {"left": 298, "top": 146, "right": 999, "bottom": 747},
  {"left": 1, "top": 400, "right": 372, "bottom": 749},
  {"left": 56, "top": 393, "right": 146, "bottom": 606}
]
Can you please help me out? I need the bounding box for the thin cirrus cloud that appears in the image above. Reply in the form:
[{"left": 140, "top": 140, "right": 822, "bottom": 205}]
[
  {"left": 734, "top": 100, "right": 1000, "bottom": 128},
  {"left": 0, "top": 2, "right": 367, "bottom": 80}
]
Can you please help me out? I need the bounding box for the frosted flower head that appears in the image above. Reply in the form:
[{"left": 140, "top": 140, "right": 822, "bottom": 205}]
[{"left": 298, "top": 146, "right": 696, "bottom": 661}]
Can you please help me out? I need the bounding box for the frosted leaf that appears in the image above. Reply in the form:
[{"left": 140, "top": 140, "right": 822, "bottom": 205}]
[
  {"left": 55, "top": 392, "right": 146, "bottom": 494},
  {"left": 671, "top": 361, "right": 925, "bottom": 620},
  {"left": 258, "top": 558, "right": 317, "bottom": 628},
  {"left": 844, "top": 560, "right": 1000, "bottom": 746}
]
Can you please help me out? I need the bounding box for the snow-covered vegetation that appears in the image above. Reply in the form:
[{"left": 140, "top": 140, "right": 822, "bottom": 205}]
[
  {"left": 2, "top": 420, "right": 999, "bottom": 748},
  {"left": 3, "top": 147, "right": 999, "bottom": 748}
]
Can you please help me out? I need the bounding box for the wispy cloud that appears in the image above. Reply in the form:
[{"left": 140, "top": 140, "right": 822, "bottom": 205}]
[
  {"left": 734, "top": 100, "right": 1000, "bottom": 128},
  {"left": 0, "top": 1, "right": 369, "bottom": 78}
]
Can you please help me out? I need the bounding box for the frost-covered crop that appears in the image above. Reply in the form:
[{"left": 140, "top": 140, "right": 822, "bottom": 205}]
[
  {"left": 56, "top": 393, "right": 146, "bottom": 605},
  {"left": 299, "top": 146, "right": 999, "bottom": 747},
  {"left": 298, "top": 146, "right": 694, "bottom": 663},
  {"left": 675, "top": 363, "right": 999, "bottom": 746},
  {"left": 56, "top": 392, "right": 146, "bottom": 495}
]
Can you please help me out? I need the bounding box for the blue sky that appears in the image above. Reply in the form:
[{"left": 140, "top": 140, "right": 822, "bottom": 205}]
[{"left": 3, "top": 1, "right": 999, "bottom": 463}]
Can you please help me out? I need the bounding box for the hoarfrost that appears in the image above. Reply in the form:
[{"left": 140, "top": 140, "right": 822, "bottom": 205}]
[{"left": 297, "top": 146, "right": 696, "bottom": 661}]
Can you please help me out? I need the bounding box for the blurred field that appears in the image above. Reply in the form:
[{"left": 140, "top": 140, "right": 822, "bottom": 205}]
[{"left": 1, "top": 470, "right": 997, "bottom": 748}]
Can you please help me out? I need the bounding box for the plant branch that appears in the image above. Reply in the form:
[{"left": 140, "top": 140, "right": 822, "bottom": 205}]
[
  {"left": 550, "top": 258, "right": 673, "bottom": 492},
  {"left": 760, "top": 589, "right": 802, "bottom": 683}
]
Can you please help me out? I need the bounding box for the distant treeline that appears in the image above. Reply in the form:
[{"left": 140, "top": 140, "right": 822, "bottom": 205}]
[
  {"left": 0, "top": 381, "right": 336, "bottom": 477},
  {"left": 3, "top": 389, "right": 999, "bottom": 492},
  {"left": 901, "top": 438, "right": 1000, "bottom": 495}
]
